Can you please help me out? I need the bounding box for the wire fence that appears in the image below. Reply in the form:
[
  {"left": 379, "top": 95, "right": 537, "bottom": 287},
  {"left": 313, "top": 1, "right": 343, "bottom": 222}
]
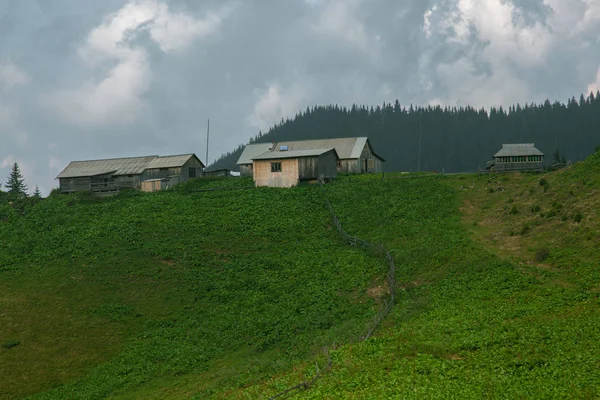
[{"left": 267, "top": 179, "right": 398, "bottom": 399}]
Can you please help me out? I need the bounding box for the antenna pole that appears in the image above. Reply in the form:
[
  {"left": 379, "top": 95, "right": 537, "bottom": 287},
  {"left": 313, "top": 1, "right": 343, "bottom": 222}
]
[
  {"left": 206, "top": 119, "right": 210, "bottom": 166},
  {"left": 418, "top": 112, "right": 422, "bottom": 172}
]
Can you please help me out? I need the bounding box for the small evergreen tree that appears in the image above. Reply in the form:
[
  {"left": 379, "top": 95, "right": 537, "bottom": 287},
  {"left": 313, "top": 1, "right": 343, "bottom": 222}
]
[
  {"left": 33, "top": 186, "right": 42, "bottom": 199},
  {"left": 5, "top": 162, "right": 28, "bottom": 198}
]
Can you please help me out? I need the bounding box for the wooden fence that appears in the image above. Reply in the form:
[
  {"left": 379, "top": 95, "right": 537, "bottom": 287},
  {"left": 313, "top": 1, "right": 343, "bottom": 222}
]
[{"left": 267, "top": 179, "right": 398, "bottom": 399}]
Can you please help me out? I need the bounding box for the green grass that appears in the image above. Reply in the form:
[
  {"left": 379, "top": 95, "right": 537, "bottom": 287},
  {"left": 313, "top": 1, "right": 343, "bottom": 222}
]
[
  {"left": 2, "top": 155, "right": 600, "bottom": 399},
  {"left": 216, "top": 168, "right": 600, "bottom": 398},
  {"left": 0, "top": 178, "right": 384, "bottom": 399}
]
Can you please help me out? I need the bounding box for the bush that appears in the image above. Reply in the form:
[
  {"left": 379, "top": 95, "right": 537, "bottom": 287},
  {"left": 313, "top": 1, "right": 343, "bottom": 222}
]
[
  {"left": 535, "top": 248, "right": 550, "bottom": 262},
  {"left": 573, "top": 211, "right": 583, "bottom": 223},
  {"left": 539, "top": 178, "right": 548, "bottom": 187},
  {"left": 487, "top": 187, "right": 494, "bottom": 193},
  {"left": 509, "top": 205, "right": 519, "bottom": 215},
  {"left": 2, "top": 339, "right": 20, "bottom": 349},
  {"left": 530, "top": 205, "right": 541, "bottom": 213},
  {"left": 545, "top": 209, "right": 557, "bottom": 218},
  {"left": 519, "top": 223, "right": 531, "bottom": 235}
]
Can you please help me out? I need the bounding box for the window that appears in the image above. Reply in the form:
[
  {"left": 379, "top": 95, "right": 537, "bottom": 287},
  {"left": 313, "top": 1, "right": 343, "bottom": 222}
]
[
  {"left": 368, "top": 159, "right": 374, "bottom": 169},
  {"left": 271, "top": 162, "right": 282, "bottom": 172},
  {"left": 189, "top": 167, "right": 196, "bottom": 178}
]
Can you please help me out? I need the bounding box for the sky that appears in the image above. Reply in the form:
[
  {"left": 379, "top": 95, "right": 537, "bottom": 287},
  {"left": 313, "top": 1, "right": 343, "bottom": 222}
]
[{"left": 0, "top": 0, "right": 599, "bottom": 194}]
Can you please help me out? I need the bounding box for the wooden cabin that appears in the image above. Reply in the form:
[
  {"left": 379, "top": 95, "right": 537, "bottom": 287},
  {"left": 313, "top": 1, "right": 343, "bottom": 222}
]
[
  {"left": 236, "top": 143, "right": 273, "bottom": 177},
  {"left": 203, "top": 168, "right": 232, "bottom": 177},
  {"left": 238, "top": 137, "right": 384, "bottom": 176},
  {"left": 56, "top": 154, "right": 204, "bottom": 194},
  {"left": 251, "top": 148, "right": 339, "bottom": 188},
  {"left": 489, "top": 144, "right": 545, "bottom": 172}
]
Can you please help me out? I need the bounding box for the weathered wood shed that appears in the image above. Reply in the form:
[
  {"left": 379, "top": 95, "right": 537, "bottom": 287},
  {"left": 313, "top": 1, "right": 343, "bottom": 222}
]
[
  {"left": 236, "top": 143, "right": 273, "bottom": 177},
  {"left": 489, "top": 144, "right": 545, "bottom": 172},
  {"left": 56, "top": 154, "right": 204, "bottom": 194},
  {"left": 238, "top": 137, "right": 384, "bottom": 176},
  {"left": 272, "top": 137, "right": 384, "bottom": 174},
  {"left": 251, "top": 148, "right": 339, "bottom": 188}
]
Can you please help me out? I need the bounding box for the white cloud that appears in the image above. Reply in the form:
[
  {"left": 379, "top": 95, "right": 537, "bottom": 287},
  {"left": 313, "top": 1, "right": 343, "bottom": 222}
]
[
  {"left": 587, "top": 66, "right": 600, "bottom": 94},
  {"left": 0, "top": 63, "right": 30, "bottom": 90},
  {"left": 312, "top": 1, "right": 368, "bottom": 51},
  {"left": 1, "top": 155, "right": 16, "bottom": 169},
  {"left": 48, "top": 0, "right": 233, "bottom": 128},
  {"left": 248, "top": 82, "right": 309, "bottom": 132},
  {"left": 48, "top": 157, "right": 63, "bottom": 172}
]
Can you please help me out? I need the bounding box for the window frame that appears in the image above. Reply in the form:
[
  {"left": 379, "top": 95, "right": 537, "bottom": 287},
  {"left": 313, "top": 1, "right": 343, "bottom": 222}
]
[{"left": 271, "top": 162, "right": 282, "bottom": 172}]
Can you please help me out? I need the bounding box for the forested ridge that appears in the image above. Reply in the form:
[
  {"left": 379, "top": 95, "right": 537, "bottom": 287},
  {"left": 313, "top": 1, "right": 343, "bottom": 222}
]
[{"left": 210, "top": 91, "right": 600, "bottom": 173}]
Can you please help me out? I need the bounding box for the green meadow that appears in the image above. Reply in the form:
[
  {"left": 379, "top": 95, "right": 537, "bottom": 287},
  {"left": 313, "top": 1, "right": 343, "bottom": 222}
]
[{"left": 1, "top": 153, "right": 599, "bottom": 399}]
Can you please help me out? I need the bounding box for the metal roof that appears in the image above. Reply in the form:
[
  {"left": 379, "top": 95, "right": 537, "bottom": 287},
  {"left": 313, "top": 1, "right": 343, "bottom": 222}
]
[
  {"left": 272, "top": 137, "right": 384, "bottom": 160},
  {"left": 238, "top": 137, "right": 384, "bottom": 164},
  {"left": 251, "top": 148, "right": 338, "bottom": 160},
  {"left": 494, "top": 144, "right": 544, "bottom": 157},
  {"left": 236, "top": 143, "right": 273, "bottom": 165},
  {"left": 56, "top": 154, "right": 202, "bottom": 179},
  {"left": 146, "top": 154, "right": 200, "bottom": 169}
]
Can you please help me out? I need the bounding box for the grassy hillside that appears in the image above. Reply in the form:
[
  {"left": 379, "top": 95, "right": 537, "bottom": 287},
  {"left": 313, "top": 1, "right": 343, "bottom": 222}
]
[
  {"left": 218, "top": 159, "right": 599, "bottom": 398},
  {"left": 0, "top": 178, "right": 385, "bottom": 399},
  {"left": 2, "top": 153, "right": 599, "bottom": 399}
]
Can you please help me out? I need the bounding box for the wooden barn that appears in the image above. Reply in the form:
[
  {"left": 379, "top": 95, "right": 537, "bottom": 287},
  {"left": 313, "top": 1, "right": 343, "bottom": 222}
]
[
  {"left": 56, "top": 154, "right": 204, "bottom": 194},
  {"left": 489, "top": 144, "right": 545, "bottom": 172},
  {"left": 236, "top": 143, "right": 273, "bottom": 177},
  {"left": 272, "top": 137, "right": 384, "bottom": 174},
  {"left": 238, "top": 137, "right": 384, "bottom": 176},
  {"left": 251, "top": 148, "right": 339, "bottom": 188}
]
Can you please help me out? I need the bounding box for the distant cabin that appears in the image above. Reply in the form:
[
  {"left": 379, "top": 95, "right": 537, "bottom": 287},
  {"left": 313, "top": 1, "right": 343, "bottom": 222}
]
[
  {"left": 237, "top": 137, "right": 384, "bottom": 177},
  {"left": 489, "top": 144, "right": 545, "bottom": 172},
  {"left": 252, "top": 148, "right": 339, "bottom": 188},
  {"left": 203, "top": 168, "right": 232, "bottom": 178},
  {"left": 236, "top": 143, "right": 274, "bottom": 177},
  {"left": 56, "top": 154, "right": 205, "bottom": 194}
]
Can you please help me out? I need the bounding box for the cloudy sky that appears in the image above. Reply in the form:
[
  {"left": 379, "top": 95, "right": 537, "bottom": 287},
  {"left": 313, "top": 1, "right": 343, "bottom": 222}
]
[{"left": 1, "top": 0, "right": 599, "bottom": 194}]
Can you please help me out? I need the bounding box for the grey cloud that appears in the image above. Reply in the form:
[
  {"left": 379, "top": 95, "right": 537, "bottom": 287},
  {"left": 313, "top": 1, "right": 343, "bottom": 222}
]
[{"left": 0, "top": 0, "right": 599, "bottom": 194}]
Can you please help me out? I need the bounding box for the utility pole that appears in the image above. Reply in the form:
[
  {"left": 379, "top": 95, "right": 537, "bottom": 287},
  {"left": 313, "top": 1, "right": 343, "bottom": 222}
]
[
  {"left": 205, "top": 119, "right": 210, "bottom": 167},
  {"left": 418, "top": 112, "right": 422, "bottom": 172}
]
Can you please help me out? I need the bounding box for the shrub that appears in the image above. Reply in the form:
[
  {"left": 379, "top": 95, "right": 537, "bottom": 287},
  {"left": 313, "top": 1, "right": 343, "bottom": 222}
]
[
  {"left": 509, "top": 205, "right": 519, "bottom": 215},
  {"left": 519, "top": 223, "right": 531, "bottom": 235},
  {"left": 2, "top": 339, "right": 20, "bottom": 349},
  {"left": 573, "top": 211, "right": 583, "bottom": 223},
  {"left": 487, "top": 187, "right": 494, "bottom": 193},
  {"left": 545, "top": 209, "right": 557, "bottom": 218},
  {"left": 535, "top": 248, "right": 550, "bottom": 262},
  {"left": 539, "top": 178, "right": 548, "bottom": 187},
  {"left": 530, "top": 205, "right": 541, "bottom": 213},
  {"left": 507, "top": 198, "right": 514, "bottom": 204}
]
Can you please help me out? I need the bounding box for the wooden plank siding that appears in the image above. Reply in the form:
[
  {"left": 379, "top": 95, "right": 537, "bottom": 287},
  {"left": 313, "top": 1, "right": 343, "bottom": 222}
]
[
  {"left": 254, "top": 158, "right": 299, "bottom": 188},
  {"left": 240, "top": 164, "right": 253, "bottom": 177},
  {"left": 338, "top": 142, "right": 383, "bottom": 174},
  {"left": 59, "top": 177, "right": 92, "bottom": 193}
]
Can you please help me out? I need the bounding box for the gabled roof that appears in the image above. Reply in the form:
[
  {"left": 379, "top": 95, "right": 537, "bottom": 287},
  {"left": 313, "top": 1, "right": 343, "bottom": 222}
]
[
  {"left": 494, "top": 144, "right": 544, "bottom": 157},
  {"left": 56, "top": 154, "right": 203, "bottom": 179},
  {"left": 146, "top": 154, "right": 204, "bottom": 169},
  {"left": 236, "top": 143, "right": 273, "bottom": 165},
  {"left": 240, "top": 137, "right": 384, "bottom": 163},
  {"left": 251, "top": 148, "right": 339, "bottom": 160}
]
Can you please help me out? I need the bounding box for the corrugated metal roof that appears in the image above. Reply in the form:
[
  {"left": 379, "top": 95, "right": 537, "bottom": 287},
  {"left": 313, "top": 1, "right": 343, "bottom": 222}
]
[
  {"left": 236, "top": 143, "right": 273, "bottom": 165},
  {"left": 237, "top": 137, "right": 384, "bottom": 164},
  {"left": 56, "top": 154, "right": 201, "bottom": 179},
  {"left": 494, "top": 144, "right": 544, "bottom": 157},
  {"left": 252, "top": 148, "right": 338, "bottom": 160},
  {"left": 146, "top": 154, "right": 197, "bottom": 169}
]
